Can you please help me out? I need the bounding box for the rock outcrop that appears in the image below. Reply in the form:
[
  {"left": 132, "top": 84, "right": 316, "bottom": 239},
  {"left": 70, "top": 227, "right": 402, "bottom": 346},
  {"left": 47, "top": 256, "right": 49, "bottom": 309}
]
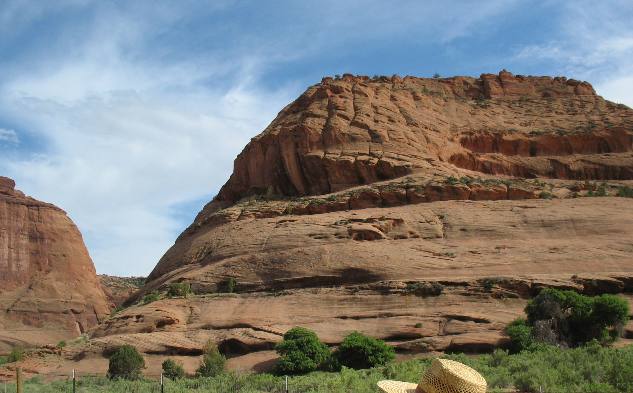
[
  {"left": 0, "top": 177, "right": 110, "bottom": 353},
  {"left": 44, "top": 71, "right": 633, "bottom": 376}
]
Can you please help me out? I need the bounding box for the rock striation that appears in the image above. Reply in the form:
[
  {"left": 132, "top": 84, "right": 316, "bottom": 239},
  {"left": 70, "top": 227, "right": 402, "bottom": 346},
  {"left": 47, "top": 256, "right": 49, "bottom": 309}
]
[
  {"left": 0, "top": 177, "right": 110, "bottom": 353},
  {"left": 58, "top": 71, "right": 633, "bottom": 375}
]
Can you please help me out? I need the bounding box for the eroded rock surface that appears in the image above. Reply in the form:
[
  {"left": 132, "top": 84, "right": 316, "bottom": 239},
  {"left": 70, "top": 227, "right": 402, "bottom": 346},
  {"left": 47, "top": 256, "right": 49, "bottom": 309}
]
[
  {"left": 21, "top": 71, "right": 633, "bottom": 376},
  {"left": 0, "top": 177, "right": 110, "bottom": 353}
]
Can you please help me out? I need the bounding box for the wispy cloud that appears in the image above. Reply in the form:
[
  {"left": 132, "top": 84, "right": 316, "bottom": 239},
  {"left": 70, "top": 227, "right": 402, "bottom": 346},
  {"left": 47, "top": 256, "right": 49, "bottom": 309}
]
[
  {"left": 1, "top": 1, "right": 630, "bottom": 276},
  {"left": 0, "top": 128, "right": 18, "bottom": 144},
  {"left": 512, "top": 1, "right": 633, "bottom": 106},
  {"left": 0, "top": 2, "right": 296, "bottom": 275}
]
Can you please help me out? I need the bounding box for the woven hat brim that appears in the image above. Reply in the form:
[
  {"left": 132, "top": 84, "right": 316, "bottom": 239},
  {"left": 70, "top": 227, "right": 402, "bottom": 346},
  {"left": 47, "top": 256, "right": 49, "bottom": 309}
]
[{"left": 377, "top": 380, "right": 419, "bottom": 393}]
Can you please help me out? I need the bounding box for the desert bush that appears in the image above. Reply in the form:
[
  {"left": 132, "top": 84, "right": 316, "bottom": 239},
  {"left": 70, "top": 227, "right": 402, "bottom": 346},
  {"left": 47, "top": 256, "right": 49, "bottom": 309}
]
[
  {"left": 6, "top": 344, "right": 633, "bottom": 393},
  {"left": 7, "top": 347, "right": 24, "bottom": 363},
  {"left": 505, "top": 318, "right": 534, "bottom": 353},
  {"left": 143, "top": 291, "right": 160, "bottom": 304},
  {"left": 332, "top": 332, "right": 394, "bottom": 370},
  {"left": 196, "top": 340, "right": 225, "bottom": 377},
  {"left": 275, "top": 327, "right": 331, "bottom": 375},
  {"left": 218, "top": 277, "right": 237, "bottom": 293},
  {"left": 538, "top": 191, "right": 553, "bottom": 199},
  {"left": 107, "top": 345, "right": 145, "bottom": 380},
  {"left": 167, "top": 282, "right": 191, "bottom": 298},
  {"left": 405, "top": 282, "right": 443, "bottom": 297},
  {"left": 616, "top": 185, "right": 633, "bottom": 198},
  {"left": 162, "top": 358, "right": 185, "bottom": 380},
  {"left": 524, "top": 288, "right": 629, "bottom": 346}
]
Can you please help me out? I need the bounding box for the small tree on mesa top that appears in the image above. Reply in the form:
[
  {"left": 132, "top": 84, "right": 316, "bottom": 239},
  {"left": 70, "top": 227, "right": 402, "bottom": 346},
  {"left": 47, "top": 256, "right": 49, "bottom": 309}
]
[{"left": 107, "top": 345, "right": 145, "bottom": 380}]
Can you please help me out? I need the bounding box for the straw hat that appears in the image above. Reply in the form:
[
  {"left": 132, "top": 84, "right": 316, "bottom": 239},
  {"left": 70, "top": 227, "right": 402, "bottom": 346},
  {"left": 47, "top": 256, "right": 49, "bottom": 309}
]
[{"left": 377, "top": 358, "right": 487, "bottom": 393}]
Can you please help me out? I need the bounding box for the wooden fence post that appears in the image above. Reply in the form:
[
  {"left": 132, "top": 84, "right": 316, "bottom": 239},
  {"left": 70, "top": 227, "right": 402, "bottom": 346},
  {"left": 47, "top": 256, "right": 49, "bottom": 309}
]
[{"left": 15, "top": 367, "right": 22, "bottom": 393}]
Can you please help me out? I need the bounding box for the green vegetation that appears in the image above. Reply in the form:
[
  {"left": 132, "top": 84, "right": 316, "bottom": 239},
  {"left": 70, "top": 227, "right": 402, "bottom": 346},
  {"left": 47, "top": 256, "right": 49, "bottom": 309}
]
[
  {"left": 196, "top": 340, "right": 226, "bottom": 377},
  {"left": 162, "top": 359, "right": 185, "bottom": 380},
  {"left": 404, "top": 282, "right": 444, "bottom": 297},
  {"left": 142, "top": 291, "right": 160, "bottom": 304},
  {"left": 218, "top": 277, "right": 237, "bottom": 293},
  {"left": 508, "top": 289, "right": 629, "bottom": 351},
  {"left": 5, "top": 344, "right": 633, "bottom": 392},
  {"left": 332, "top": 332, "right": 394, "bottom": 370},
  {"left": 167, "top": 282, "right": 192, "bottom": 298},
  {"left": 538, "top": 191, "right": 553, "bottom": 199},
  {"left": 56, "top": 340, "right": 66, "bottom": 349},
  {"left": 616, "top": 185, "right": 633, "bottom": 198},
  {"left": 7, "top": 347, "right": 24, "bottom": 363},
  {"left": 505, "top": 318, "right": 535, "bottom": 353},
  {"left": 107, "top": 345, "right": 145, "bottom": 380},
  {"left": 275, "top": 327, "right": 331, "bottom": 375},
  {"left": 0, "top": 356, "right": 7, "bottom": 366}
]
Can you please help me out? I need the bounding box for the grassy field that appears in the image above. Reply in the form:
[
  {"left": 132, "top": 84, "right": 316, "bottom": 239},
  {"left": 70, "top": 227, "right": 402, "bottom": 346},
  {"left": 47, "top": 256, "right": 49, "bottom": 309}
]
[{"left": 2, "top": 343, "right": 633, "bottom": 393}]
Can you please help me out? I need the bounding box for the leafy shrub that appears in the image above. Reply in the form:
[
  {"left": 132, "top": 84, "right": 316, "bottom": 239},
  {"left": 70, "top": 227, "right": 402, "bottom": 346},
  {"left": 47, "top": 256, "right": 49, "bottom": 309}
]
[
  {"left": 275, "top": 327, "right": 331, "bottom": 375},
  {"left": 196, "top": 340, "right": 226, "bottom": 377},
  {"left": 524, "top": 288, "right": 629, "bottom": 346},
  {"left": 143, "top": 291, "right": 160, "bottom": 304},
  {"left": 481, "top": 278, "right": 495, "bottom": 292},
  {"left": 616, "top": 185, "right": 633, "bottom": 198},
  {"left": 446, "top": 176, "right": 458, "bottom": 185},
  {"left": 167, "top": 282, "right": 191, "bottom": 298},
  {"left": 9, "top": 344, "right": 633, "bottom": 393},
  {"left": 107, "top": 345, "right": 145, "bottom": 380},
  {"left": 405, "top": 282, "right": 443, "bottom": 297},
  {"left": 218, "top": 277, "right": 237, "bottom": 293},
  {"left": 7, "top": 347, "right": 24, "bottom": 363},
  {"left": 539, "top": 191, "right": 553, "bottom": 199},
  {"left": 162, "top": 358, "right": 185, "bottom": 380},
  {"left": 56, "top": 340, "right": 66, "bottom": 349},
  {"left": 332, "top": 332, "right": 394, "bottom": 370},
  {"left": 505, "top": 318, "right": 534, "bottom": 353}
]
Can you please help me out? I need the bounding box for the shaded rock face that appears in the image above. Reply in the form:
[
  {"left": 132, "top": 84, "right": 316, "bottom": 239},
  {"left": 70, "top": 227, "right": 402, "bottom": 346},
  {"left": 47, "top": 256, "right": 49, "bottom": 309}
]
[
  {"left": 0, "top": 177, "right": 110, "bottom": 352},
  {"left": 88, "top": 72, "right": 633, "bottom": 374}
]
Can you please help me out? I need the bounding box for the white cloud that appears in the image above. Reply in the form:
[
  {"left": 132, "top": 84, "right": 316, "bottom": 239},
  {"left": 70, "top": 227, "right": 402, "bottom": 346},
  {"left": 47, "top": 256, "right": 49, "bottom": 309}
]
[
  {"left": 512, "top": 1, "right": 633, "bottom": 107},
  {"left": 0, "top": 128, "right": 18, "bottom": 144},
  {"left": 0, "top": 3, "right": 296, "bottom": 276}
]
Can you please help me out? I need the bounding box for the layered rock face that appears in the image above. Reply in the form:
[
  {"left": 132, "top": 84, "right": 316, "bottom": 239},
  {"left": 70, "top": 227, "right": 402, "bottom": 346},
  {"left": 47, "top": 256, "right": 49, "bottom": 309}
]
[
  {"left": 0, "top": 177, "right": 110, "bottom": 352},
  {"left": 212, "top": 70, "right": 632, "bottom": 206},
  {"left": 87, "top": 71, "right": 633, "bottom": 374}
]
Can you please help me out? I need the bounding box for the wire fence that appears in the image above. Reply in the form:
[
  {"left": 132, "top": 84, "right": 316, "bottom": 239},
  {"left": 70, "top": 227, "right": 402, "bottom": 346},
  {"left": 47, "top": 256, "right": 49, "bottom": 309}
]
[{"left": 0, "top": 369, "right": 294, "bottom": 393}]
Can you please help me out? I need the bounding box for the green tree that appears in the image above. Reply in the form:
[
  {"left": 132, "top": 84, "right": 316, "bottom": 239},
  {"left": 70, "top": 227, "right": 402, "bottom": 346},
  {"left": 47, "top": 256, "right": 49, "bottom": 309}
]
[
  {"left": 143, "top": 291, "right": 160, "bottom": 304},
  {"left": 505, "top": 318, "right": 534, "bottom": 353},
  {"left": 167, "top": 282, "right": 192, "bottom": 298},
  {"left": 196, "top": 341, "right": 226, "bottom": 377},
  {"left": 523, "top": 288, "right": 629, "bottom": 346},
  {"left": 333, "top": 332, "right": 394, "bottom": 370},
  {"left": 275, "top": 327, "right": 330, "bottom": 375},
  {"left": 7, "top": 347, "right": 24, "bottom": 363},
  {"left": 162, "top": 358, "right": 185, "bottom": 380},
  {"left": 107, "top": 345, "right": 145, "bottom": 380}
]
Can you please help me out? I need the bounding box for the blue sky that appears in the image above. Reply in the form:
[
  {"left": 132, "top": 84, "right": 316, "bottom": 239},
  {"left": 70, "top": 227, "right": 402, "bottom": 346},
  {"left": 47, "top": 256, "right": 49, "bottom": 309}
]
[{"left": 0, "top": 0, "right": 632, "bottom": 276}]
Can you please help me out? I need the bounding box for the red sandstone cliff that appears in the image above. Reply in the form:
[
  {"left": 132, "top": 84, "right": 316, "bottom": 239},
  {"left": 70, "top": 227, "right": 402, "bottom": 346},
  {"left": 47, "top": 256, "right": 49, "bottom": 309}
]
[
  {"left": 51, "top": 71, "right": 633, "bottom": 376},
  {"left": 0, "top": 176, "right": 110, "bottom": 352}
]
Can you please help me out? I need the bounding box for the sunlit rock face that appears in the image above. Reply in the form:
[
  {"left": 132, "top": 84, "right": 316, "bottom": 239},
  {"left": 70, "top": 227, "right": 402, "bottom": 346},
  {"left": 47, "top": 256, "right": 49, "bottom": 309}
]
[
  {"left": 91, "top": 71, "right": 633, "bottom": 372},
  {"left": 0, "top": 176, "right": 110, "bottom": 352}
]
